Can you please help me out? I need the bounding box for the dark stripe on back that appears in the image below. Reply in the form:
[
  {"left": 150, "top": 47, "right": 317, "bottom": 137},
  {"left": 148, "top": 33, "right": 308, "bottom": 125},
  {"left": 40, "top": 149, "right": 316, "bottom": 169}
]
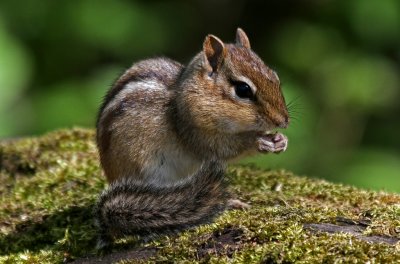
[{"left": 96, "top": 58, "right": 183, "bottom": 127}]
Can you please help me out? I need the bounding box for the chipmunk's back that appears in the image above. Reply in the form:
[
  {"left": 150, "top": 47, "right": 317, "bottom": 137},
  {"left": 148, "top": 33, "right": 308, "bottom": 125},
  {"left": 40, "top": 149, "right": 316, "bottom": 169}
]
[
  {"left": 99, "top": 57, "right": 183, "bottom": 115},
  {"left": 97, "top": 58, "right": 195, "bottom": 183}
]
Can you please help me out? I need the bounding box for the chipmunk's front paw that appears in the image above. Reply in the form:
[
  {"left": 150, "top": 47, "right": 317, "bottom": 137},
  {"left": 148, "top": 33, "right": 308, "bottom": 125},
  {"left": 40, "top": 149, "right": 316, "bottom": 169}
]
[{"left": 257, "top": 132, "right": 288, "bottom": 153}]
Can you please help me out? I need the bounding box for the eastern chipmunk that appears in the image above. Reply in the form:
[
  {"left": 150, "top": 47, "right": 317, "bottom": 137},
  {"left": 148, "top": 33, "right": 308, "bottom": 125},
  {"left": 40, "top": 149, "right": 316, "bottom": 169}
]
[{"left": 95, "top": 28, "right": 289, "bottom": 248}]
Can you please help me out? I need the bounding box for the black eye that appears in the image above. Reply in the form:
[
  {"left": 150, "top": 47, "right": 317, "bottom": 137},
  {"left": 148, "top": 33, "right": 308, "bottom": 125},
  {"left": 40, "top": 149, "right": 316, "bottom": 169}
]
[{"left": 232, "top": 81, "right": 255, "bottom": 100}]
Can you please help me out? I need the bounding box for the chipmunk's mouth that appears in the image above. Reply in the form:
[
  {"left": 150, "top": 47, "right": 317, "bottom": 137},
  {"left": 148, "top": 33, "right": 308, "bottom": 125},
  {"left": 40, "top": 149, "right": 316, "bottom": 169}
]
[{"left": 257, "top": 130, "right": 277, "bottom": 137}]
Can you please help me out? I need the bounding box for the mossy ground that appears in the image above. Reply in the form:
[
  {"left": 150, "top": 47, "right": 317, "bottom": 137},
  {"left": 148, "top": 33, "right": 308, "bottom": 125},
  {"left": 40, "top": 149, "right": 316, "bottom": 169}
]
[{"left": 0, "top": 128, "right": 399, "bottom": 263}]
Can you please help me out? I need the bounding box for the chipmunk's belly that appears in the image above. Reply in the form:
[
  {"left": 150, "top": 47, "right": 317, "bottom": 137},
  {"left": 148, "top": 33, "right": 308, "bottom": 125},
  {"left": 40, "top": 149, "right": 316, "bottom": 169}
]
[{"left": 143, "top": 147, "right": 202, "bottom": 185}]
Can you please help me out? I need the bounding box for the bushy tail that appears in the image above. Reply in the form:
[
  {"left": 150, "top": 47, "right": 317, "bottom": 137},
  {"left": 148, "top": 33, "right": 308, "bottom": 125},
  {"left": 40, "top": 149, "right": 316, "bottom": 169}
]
[{"left": 94, "top": 160, "right": 228, "bottom": 248}]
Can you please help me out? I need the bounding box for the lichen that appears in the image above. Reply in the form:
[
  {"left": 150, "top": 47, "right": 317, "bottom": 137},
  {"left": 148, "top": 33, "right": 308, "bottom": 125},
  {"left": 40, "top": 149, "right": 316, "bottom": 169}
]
[{"left": 0, "top": 128, "right": 398, "bottom": 263}]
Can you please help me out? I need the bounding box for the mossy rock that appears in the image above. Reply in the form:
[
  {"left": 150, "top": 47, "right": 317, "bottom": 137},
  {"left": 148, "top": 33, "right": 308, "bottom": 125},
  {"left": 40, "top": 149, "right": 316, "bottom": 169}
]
[{"left": 0, "top": 128, "right": 399, "bottom": 263}]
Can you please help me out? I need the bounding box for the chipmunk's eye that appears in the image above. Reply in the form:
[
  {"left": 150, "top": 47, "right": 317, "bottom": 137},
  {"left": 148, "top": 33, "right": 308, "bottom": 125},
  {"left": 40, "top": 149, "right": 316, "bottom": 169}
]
[{"left": 232, "top": 81, "right": 255, "bottom": 100}]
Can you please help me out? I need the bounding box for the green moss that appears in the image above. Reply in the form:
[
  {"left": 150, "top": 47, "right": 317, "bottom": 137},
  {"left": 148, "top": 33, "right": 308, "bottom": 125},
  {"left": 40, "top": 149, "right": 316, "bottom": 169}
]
[{"left": 0, "top": 128, "right": 399, "bottom": 263}]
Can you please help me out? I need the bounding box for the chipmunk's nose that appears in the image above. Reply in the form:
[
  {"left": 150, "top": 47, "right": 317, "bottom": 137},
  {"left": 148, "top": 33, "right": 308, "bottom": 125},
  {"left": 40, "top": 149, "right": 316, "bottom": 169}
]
[
  {"left": 269, "top": 114, "right": 289, "bottom": 129},
  {"left": 267, "top": 108, "right": 290, "bottom": 129}
]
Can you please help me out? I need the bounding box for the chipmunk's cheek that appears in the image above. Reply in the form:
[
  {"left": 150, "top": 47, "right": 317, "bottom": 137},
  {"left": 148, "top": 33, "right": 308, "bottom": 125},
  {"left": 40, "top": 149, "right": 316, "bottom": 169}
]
[
  {"left": 216, "top": 111, "right": 258, "bottom": 133},
  {"left": 257, "top": 132, "right": 288, "bottom": 153}
]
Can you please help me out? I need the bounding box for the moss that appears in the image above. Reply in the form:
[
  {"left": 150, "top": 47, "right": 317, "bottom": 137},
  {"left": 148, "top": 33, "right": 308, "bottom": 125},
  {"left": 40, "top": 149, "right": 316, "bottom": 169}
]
[{"left": 0, "top": 128, "right": 399, "bottom": 263}]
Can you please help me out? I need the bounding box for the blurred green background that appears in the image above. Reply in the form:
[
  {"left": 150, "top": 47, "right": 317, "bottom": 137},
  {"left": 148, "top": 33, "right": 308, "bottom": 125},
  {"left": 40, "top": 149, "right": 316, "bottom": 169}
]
[{"left": 0, "top": 0, "right": 399, "bottom": 192}]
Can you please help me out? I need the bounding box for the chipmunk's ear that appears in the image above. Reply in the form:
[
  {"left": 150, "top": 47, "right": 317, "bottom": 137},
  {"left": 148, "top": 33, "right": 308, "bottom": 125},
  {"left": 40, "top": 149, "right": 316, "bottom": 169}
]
[
  {"left": 236, "top": 28, "right": 251, "bottom": 49},
  {"left": 203, "top": 34, "right": 226, "bottom": 73}
]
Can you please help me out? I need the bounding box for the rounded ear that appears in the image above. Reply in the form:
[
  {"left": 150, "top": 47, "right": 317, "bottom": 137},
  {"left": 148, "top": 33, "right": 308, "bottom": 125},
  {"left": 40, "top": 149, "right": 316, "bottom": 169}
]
[
  {"left": 236, "top": 28, "right": 251, "bottom": 49},
  {"left": 203, "top": 34, "right": 226, "bottom": 72}
]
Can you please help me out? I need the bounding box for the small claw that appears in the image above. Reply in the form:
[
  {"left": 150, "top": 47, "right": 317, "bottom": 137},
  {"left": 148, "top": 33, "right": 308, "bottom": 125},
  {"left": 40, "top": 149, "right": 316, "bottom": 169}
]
[
  {"left": 227, "top": 199, "right": 251, "bottom": 210},
  {"left": 257, "top": 132, "right": 288, "bottom": 153}
]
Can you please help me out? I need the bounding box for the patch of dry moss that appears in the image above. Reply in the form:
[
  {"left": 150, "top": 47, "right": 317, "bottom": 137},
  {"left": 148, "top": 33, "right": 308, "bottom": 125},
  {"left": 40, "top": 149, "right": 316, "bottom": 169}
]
[{"left": 0, "top": 128, "right": 399, "bottom": 263}]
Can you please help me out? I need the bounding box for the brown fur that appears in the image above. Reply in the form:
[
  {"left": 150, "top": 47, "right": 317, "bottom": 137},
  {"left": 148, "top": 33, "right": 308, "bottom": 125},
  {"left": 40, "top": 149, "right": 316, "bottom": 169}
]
[
  {"left": 95, "top": 161, "right": 227, "bottom": 248},
  {"left": 97, "top": 29, "right": 289, "bottom": 182},
  {"left": 95, "top": 28, "right": 289, "bottom": 247}
]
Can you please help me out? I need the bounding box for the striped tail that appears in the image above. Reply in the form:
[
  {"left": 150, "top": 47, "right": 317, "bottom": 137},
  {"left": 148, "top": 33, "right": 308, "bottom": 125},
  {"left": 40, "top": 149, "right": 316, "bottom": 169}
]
[{"left": 94, "top": 160, "right": 227, "bottom": 248}]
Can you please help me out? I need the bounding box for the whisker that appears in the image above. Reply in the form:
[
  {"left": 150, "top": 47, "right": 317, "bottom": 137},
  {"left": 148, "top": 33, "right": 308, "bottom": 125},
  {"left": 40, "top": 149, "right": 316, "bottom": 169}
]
[
  {"left": 288, "top": 109, "right": 304, "bottom": 114},
  {"left": 288, "top": 103, "right": 305, "bottom": 111},
  {"left": 288, "top": 110, "right": 303, "bottom": 115},
  {"left": 286, "top": 95, "right": 302, "bottom": 108},
  {"left": 287, "top": 118, "right": 300, "bottom": 126},
  {"left": 286, "top": 95, "right": 306, "bottom": 124}
]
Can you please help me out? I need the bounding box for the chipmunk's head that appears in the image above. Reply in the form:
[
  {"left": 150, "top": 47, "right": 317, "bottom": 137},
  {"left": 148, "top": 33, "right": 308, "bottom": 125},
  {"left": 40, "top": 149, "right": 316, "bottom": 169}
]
[{"left": 183, "top": 28, "right": 289, "bottom": 135}]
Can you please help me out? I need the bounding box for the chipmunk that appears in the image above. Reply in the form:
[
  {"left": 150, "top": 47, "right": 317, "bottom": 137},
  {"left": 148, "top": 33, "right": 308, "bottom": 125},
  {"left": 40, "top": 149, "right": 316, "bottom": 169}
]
[{"left": 95, "top": 28, "right": 289, "bottom": 248}]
